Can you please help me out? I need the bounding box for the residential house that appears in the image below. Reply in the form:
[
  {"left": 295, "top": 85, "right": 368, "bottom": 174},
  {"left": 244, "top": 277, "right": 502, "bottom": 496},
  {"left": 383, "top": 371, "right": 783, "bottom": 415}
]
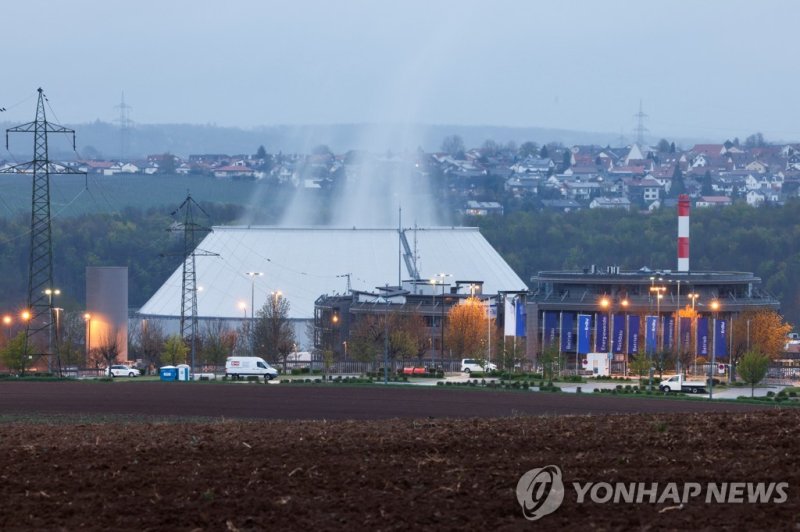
[
  {"left": 463, "top": 201, "right": 504, "bottom": 216},
  {"left": 695, "top": 196, "right": 732, "bottom": 208},
  {"left": 589, "top": 197, "right": 631, "bottom": 210}
]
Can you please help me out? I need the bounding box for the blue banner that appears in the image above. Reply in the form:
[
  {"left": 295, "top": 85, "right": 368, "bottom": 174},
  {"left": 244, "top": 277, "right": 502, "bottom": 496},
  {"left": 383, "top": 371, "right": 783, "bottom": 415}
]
[
  {"left": 577, "top": 314, "right": 592, "bottom": 354},
  {"left": 663, "top": 315, "right": 675, "bottom": 350},
  {"left": 697, "top": 317, "right": 709, "bottom": 356},
  {"left": 713, "top": 318, "right": 728, "bottom": 358},
  {"left": 627, "top": 315, "right": 640, "bottom": 354},
  {"left": 612, "top": 314, "right": 625, "bottom": 354},
  {"left": 561, "top": 313, "right": 574, "bottom": 352},
  {"left": 679, "top": 317, "right": 691, "bottom": 352},
  {"left": 596, "top": 313, "right": 609, "bottom": 352},
  {"left": 543, "top": 312, "right": 559, "bottom": 348},
  {"left": 515, "top": 300, "right": 526, "bottom": 337},
  {"left": 645, "top": 316, "right": 658, "bottom": 353}
]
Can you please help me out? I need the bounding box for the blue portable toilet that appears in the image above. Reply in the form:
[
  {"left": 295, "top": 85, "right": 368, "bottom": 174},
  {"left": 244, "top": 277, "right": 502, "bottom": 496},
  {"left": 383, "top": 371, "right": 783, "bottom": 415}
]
[
  {"left": 159, "top": 365, "right": 177, "bottom": 381},
  {"left": 176, "top": 364, "right": 191, "bottom": 381}
]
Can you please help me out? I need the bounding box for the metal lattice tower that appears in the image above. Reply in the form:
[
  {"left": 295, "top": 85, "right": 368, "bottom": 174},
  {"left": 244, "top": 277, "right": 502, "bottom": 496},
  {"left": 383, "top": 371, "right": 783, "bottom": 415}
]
[
  {"left": 170, "top": 194, "right": 216, "bottom": 373},
  {"left": 634, "top": 100, "right": 649, "bottom": 146},
  {"left": 2, "top": 88, "right": 84, "bottom": 360},
  {"left": 113, "top": 92, "right": 133, "bottom": 160}
]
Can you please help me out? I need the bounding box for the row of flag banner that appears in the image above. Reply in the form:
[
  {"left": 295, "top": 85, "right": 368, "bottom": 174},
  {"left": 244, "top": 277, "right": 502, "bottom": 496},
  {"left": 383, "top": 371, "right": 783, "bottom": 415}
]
[
  {"left": 540, "top": 311, "right": 728, "bottom": 357},
  {"left": 503, "top": 296, "right": 527, "bottom": 337}
]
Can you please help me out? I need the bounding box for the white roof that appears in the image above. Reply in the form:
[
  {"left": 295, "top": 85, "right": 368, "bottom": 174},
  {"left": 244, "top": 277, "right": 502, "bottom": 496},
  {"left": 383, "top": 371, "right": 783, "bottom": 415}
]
[{"left": 138, "top": 226, "right": 527, "bottom": 320}]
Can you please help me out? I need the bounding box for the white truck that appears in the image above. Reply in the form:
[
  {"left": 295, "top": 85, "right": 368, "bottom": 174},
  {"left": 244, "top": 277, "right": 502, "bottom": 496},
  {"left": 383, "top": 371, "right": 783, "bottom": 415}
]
[
  {"left": 659, "top": 374, "right": 707, "bottom": 394},
  {"left": 225, "top": 356, "right": 279, "bottom": 381}
]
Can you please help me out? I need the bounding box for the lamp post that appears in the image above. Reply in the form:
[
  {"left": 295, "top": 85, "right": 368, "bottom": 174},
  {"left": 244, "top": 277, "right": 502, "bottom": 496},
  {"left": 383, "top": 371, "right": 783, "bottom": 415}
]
[
  {"left": 83, "top": 313, "right": 92, "bottom": 367},
  {"left": 44, "top": 288, "right": 60, "bottom": 372},
  {"left": 434, "top": 273, "right": 451, "bottom": 369},
  {"left": 710, "top": 300, "right": 720, "bottom": 400},
  {"left": 245, "top": 272, "right": 263, "bottom": 351},
  {"left": 688, "top": 292, "right": 699, "bottom": 374}
]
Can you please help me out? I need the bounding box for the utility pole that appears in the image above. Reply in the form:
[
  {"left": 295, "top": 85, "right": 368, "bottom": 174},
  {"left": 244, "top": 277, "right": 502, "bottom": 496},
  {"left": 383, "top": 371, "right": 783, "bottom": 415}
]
[
  {"left": 1, "top": 88, "right": 85, "bottom": 366},
  {"left": 169, "top": 193, "right": 217, "bottom": 377}
]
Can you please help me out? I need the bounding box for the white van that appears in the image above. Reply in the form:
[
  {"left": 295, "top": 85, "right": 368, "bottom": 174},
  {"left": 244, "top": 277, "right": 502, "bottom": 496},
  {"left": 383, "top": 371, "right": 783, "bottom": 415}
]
[{"left": 225, "top": 356, "right": 279, "bottom": 381}]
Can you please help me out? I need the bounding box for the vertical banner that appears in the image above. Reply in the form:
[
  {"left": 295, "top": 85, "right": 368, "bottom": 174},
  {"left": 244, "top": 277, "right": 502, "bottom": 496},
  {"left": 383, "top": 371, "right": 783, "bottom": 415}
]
[
  {"left": 714, "top": 319, "right": 728, "bottom": 358},
  {"left": 679, "top": 317, "right": 691, "bottom": 352},
  {"left": 596, "top": 313, "right": 609, "bottom": 352},
  {"left": 503, "top": 296, "right": 516, "bottom": 336},
  {"left": 696, "top": 317, "right": 709, "bottom": 356},
  {"left": 543, "top": 312, "right": 559, "bottom": 348},
  {"left": 627, "top": 315, "right": 640, "bottom": 354},
  {"left": 645, "top": 316, "right": 658, "bottom": 353},
  {"left": 577, "top": 314, "right": 592, "bottom": 354},
  {"left": 663, "top": 315, "right": 675, "bottom": 349},
  {"left": 515, "top": 299, "right": 526, "bottom": 337},
  {"left": 561, "top": 313, "right": 575, "bottom": 352},
  {"left": 612, "top": 314, "right": 625, "bottom": 354}
]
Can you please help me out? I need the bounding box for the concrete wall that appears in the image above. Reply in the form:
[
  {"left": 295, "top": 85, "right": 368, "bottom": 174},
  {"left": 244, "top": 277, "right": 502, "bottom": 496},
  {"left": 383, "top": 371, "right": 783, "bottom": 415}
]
[{"left": 86, "top": 267, "right": 128, "bottom": 361}]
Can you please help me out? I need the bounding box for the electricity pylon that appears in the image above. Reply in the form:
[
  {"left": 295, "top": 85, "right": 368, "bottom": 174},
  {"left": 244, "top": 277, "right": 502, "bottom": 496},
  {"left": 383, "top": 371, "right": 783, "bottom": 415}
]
[
  {"left": 1, "top": 88, "right": 85, "bottom": 366},
  {"left": 169, "top": 193, "right": 217, "bottom": 374}
]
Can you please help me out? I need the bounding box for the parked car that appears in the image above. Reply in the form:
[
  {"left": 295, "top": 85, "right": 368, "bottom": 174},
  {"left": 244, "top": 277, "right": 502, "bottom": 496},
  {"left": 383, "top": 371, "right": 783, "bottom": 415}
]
[
  {"left": 460, "top": 358, "right": 498, "bottom": 374},
  {"left": 107, "top": 365, "right": 141, "bottom": 378}
]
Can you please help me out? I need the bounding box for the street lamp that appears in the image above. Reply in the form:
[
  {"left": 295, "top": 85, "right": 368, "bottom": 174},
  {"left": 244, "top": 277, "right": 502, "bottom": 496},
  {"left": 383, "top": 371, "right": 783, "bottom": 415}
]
[
  {"left": 44, "top": 288, "right": 61, "bottom": 372},
  {"left": 710, "top": 300, "right": 720, "bottom": 399},
  {"left": 3, "top": 315, "right": 11, "bottom": 341},
  {"left": 245, "top": 272, "right": 262, "bottom": 318},
  {"left": 83, "top": 313, "right": 92, "bottom": 367},
  {"left": 688, "top": 292, "right": 699, "bottom": 374},
  {"left": 431, "top": 273, "right": 451, "bottom": 369}
]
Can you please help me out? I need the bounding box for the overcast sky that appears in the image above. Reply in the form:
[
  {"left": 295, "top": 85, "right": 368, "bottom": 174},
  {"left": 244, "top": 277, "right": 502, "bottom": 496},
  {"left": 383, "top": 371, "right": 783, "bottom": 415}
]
[{"left": 2, "top": 0, "right": 798, "bottom": 142}]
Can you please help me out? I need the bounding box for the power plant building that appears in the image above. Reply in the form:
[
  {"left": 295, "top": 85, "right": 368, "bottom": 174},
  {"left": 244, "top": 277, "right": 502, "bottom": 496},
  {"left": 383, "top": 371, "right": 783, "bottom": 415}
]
[{"left": 137, "top": 226, "right": 528, "bottom": 348}]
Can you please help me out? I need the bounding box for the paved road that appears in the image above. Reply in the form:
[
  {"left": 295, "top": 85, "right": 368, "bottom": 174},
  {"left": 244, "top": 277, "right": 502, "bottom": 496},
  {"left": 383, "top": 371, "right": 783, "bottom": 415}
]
[{"left": 0, "top": 381, "right": 773, "bottom": 421}]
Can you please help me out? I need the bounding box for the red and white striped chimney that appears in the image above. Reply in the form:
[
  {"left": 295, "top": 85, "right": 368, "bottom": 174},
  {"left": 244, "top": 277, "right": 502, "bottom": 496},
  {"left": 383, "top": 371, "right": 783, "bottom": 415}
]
[{"left": 678, "top": 194, "right": 690, "bottom": 271}]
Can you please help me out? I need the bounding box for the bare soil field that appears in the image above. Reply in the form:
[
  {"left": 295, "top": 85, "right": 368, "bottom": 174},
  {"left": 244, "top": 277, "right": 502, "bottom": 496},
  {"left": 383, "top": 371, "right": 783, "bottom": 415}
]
[{"left": 0, "top": 381, "right": 796, "bottom": 530}]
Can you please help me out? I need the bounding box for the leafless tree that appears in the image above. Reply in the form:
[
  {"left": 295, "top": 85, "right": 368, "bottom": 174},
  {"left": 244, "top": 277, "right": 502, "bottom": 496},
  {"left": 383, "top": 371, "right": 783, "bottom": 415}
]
[
  {"left": 253, "top": 295, "right": 295, "bottom": 373},
  {"left": 200, "top": 319, "right": 235, "bottom": 370},
  {"left": 133, "top": 319, "right": 166, "bottom": 375}
]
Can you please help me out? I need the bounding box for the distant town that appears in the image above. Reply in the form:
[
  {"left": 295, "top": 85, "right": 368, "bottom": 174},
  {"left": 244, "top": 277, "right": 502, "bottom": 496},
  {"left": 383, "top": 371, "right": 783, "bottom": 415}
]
[{"left": 4, "top": 133, "right": 795, "bottom": 217}]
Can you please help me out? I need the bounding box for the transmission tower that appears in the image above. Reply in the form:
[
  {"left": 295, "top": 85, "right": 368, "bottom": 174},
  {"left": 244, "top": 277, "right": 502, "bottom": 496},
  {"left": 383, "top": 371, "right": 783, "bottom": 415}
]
[
  {"left": 113, "top": 92, "right": 133, "bottom": 160},
  {"left": 169, "top": 193, "right": 217, "bottom": 374},
  {"left": 1, "top": 88, "right": 85, "bottom": 365},
  {"left": 634, "top": 100, "right": 648, "bottom": 146}
]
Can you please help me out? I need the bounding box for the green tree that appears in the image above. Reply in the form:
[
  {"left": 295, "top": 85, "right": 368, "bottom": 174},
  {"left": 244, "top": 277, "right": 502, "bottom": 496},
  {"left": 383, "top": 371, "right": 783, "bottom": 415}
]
[
  {"left": 737, "top": 350, "right": 770, "bottom": 397},
  {"left": 255, "top": 145, "right": 267, "bottom": 159},
  {"left": 656, "top": 139, "right": 671, "bottom": 153},
  {"left": 1, "top": 332, "right": 28, "bottom": 375},
  {"left": 539, "top": 145, "right": 549, "bottom": 158},
  {"left": 701, "top": 170, "right": 714, "bottom": 195},
  {"left": 518, "top": 141, "right": 539, "bottom": 159},
  {"left": 630, "top": 354, "right": 652, "bottom": 382},
  {"left": 670, "top": 165, "right": 685, "bottom": 197},
  {"left": 538, "top": 345, "right": 562, "bottom": 384},
  {"left": 162, "top": 334, "right": 188, "bottom": 366}
]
